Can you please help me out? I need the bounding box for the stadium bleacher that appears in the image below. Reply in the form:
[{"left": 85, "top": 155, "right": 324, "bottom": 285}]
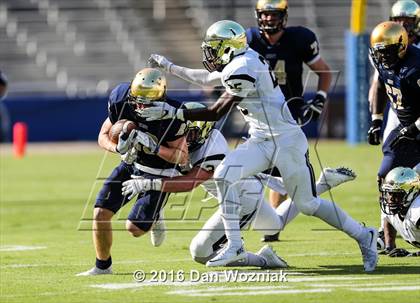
[{"left": 1, "top": 0, "right": 393, "bottom": 96}]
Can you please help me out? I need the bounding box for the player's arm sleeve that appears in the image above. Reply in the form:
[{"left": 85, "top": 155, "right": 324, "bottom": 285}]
[
  {"left": 224, "top": 74, "right": 257, "bottom": 98},
  {"left": 301, "top": 28, "right": 321, "bottom": 65},
  {"left": 170, "top": 64, "right": 222, "bottom": 87},
  {"left": 160, "top": 166, "right": 214, "bottom": 192},
  {"left": 107, "top": 88, "right": 121, "bottom": 124},
  {"left": 183, "top": 91, "right": 243, "bottom": 121}
]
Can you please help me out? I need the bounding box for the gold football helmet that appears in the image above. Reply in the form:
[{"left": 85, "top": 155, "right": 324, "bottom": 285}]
[
  {"left": 370, "top": 21, "right": 408, "bottom": 69},
  {"left": 184, "top": 102, "right": 215, "bottom": 150},
  {"left": 128, "top": 68, "right": 166, "bottom": 110},
  {"left": 390, "top": 0, "right": 420, "bottom": 38},
  {"left": 255, "top": 0, "right": 288, "bottom": 34},
  {"left": 201, "top": 20, "right": 247, "bottom": 72},
  {"left": 381, "top": 167, "right": 420, "bottom": 215}
]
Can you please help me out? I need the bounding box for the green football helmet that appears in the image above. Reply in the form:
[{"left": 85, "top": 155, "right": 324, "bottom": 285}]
[
  {"left": 183, "top": 102, "right": 215, "bottom": 151},
  {"left": 390, "top": 0, "right": 419, "bottom": 37},
  {"left": 381, "top": 167, "right": 420, "bottom": 215},
  {"left": 201, "top": 20, "right": 248, "bottom": 72}
]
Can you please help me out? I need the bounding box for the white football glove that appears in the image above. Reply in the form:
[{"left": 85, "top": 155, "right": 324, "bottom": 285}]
[
  {"left": 132, "top": 130, "right": 159, "bottom": 153},
  {"left": 137, "top": 101, "right": 184, "bottom": 121},
  {"left": 122, "top": 175, "right": 163, "bottom": 200},
  {"left": 121, "top": 146, "right": 137, "bottom": 165},
  {"left": 116, "top": 130, "right": 137, "bottom": 154},
  {"left": 148, "top": 54, "right": 173, "bottom": 73}
]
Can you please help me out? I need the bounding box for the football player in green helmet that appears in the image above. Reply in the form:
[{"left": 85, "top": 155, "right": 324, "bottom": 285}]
[{"left": 380, "top": 166, "right": 420, "bottom": 257}]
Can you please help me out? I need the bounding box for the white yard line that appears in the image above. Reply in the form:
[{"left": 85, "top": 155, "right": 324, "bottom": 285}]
[
  {"left": 351, "top": 286, "right": 420, "bottom": 292},
  {"left": 91, "top": 281, "right": 203, "bottom": 290},
  {"left": 170, "top": 288, "right": 332, "bottom": 296},
  {"left": 0, "top": 258, "right": 191, "bottom": 269},
  {"left": 0, "top": 245, "right": 47, "bottom": 252}
]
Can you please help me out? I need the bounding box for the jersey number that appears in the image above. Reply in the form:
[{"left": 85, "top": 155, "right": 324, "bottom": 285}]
[
  {"left": 258, "top": 55, "right": 278, "bottom": 89},
  {"left": 310, "top": 41, "right": 319, "bottom": 56},
  {"left": 274, "top": 60, "right": 287, "bottom": 85},
  {"left": 384, "top": 84, "right": 403, "bottom": 109}
]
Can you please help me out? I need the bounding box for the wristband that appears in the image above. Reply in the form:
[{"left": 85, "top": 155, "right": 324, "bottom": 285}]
[
  {"left": 317, "top": 90, "right": 327, "bottom": 99},
  {"left": 371, "top": 114, "right": 384, "bottom": 121},
  {"left": 415, "top": 119, "right": 420, "bottom": 131},
  {"left": 176, "top": 109, "right": 185, "bottom": 121},
  {"left": 151, "top": 179, "right": 163, "bottom": 191}
]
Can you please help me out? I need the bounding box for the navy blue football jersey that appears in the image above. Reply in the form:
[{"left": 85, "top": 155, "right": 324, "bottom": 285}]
[
  {"left": 376, "top": 45, "right": 420, "bottom": 127},
  {"left": 246, "top": 26, "right": 320, "bottom": 100},
  {"left": 108, "top": 82, "right": 187, "bottom": 169}
]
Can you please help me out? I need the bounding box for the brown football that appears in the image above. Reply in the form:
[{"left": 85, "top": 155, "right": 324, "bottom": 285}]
[{"left": 109, "top": 119, "right": 138, "bottom": 144}]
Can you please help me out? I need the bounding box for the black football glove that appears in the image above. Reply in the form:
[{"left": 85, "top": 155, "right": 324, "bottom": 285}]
[
  {"left": 303, "top": 93, "right": 326, "bottom": 121},
  {"left": 389, "top": 123, "right": 420, "bottom": 150},
  {"left": 367, "top": 119, "right": 383, "bottom": 145}
]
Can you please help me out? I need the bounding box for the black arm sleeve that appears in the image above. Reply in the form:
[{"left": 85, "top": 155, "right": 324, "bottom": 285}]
[{"left": 183, "top": 92, "right": 243, "bottom": 121}]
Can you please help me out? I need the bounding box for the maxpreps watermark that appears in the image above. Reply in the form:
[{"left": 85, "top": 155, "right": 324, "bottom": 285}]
[{"left": 133, "top": 269, "right": 288, "bottom": 283}]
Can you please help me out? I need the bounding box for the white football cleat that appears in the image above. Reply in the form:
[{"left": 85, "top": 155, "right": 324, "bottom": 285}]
[
  {"left": 206, "top": 243, "right": 246, "bottom": 267},
  {"left": 317, "top": 167, "right": 356, "bottom": 191},
  {"left": 150, "top": 216, "right": 166, "bottom": 247},
  {"left": 357, "top": 227, "right": 378, "bottom": 272},
  {"left": 76, "top": 266, "right": 112, "bottom": 276},
  {"left": 257, "top": 245, "right": 288, "bottom": 269}
]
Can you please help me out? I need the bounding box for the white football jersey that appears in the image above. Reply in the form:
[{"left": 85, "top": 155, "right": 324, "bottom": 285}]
[
  {"left": 187, "top": 129, "right": 228, "bottom": 197},
  {"left": 187, "top": 129, "right": 274, "bottom": 208},
  {"left": 384, "top": 196, "right": 420, "bottom": 248},
  {"left": 220, "top": 48, "right": 300, "bottom": 139}
]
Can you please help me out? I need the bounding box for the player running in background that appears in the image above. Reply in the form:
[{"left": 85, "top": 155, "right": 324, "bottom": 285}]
[
  {"left": 367, "top": 0, "right": 420, "bottom": 248},
  {"left": 369, "top": 21, "right": 420, "bottom": 252},
  {"left": 122, "top": 102, "right": 356, "bottom": 268},
  {"left": 77, "top": 68, "right": 188, "bottom": 276},
  {"left": 379, "top": 166, "right": 420, "bottom": 257},
  {"left": 249, "top": 1, "right": 332, "bottom": 240},
  {"left": 140, "top": 20, "right": 378, "bottom": 271}
]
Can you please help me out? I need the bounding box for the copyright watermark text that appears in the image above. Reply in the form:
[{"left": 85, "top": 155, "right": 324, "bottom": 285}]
[{"left": 133, "top": 269, "right": 288, "bottom": 283}]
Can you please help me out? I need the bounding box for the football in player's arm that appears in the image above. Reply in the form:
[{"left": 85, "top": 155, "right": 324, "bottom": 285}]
[{"left": 77, "top": 68, "right": 188, "bottom": 276}]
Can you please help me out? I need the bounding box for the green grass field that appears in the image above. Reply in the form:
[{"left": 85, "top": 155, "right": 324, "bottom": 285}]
[{"left": 1, "top": 141, "right": 419, "bottom": 303}]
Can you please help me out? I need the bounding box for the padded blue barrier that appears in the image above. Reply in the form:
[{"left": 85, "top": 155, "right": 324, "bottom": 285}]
[{"left": 1, "top": 90, "right": 342, "bottom": 142}]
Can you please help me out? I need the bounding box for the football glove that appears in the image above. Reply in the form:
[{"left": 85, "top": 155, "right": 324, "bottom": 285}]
[
  {"left": 367, "top": 119, "right": 383, "bottom": 145},
  {"left": 121, "top": 146, "right": 137, "bottom": 165},
  {"left": 137, "top": 101, "right": 184, "bottom": 121},
  {"left": 122, "top": 176, "right": 163, "bottom": 200},
  {"left": 389, "top": 123, "right": 420, "bottom": 150},
  {"left": 303, "top": 93, "right": 326, "bottom": 121},
  {"left": 116, "top": 129, "right": 137, "bottom": 154},
  {"left": 132, "top": 130, "right": 159, "bottom": 153},
  {"left": 148, "top": 54, "right": 173, "bottom": 73}
]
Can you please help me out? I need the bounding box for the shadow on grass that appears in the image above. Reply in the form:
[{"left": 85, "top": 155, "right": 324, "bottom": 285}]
[{"left": 297, "top": 264, "right": 420, "bottom": 275}]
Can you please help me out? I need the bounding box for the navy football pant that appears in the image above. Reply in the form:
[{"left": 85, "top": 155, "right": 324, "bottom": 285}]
[
  {"left": 95, "top": 162, "right": 169, "bottom": 232},
  {"left": 378, "top": 126, "right": 420, "bottom": 179}
]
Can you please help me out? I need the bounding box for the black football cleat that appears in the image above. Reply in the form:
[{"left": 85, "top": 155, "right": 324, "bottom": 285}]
[{"left": 261, "top": 232, "right": 280, "bottom": 242}]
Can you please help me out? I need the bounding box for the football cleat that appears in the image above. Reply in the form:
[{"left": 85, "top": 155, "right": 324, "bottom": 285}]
[
  {"left": 357, "top": 227, "right": 378, "bottom": 272},
  {"left": 150, "top": 215, "right": 166, "bottom": 247},
  {"left": 257, "top": 245, "right": 288, "bottom": 269},
  {"left": 261, "top": 232, "right": 280, "bottom": 242},
  {"left": 206, "top": 243, "right": 247, "bottom": 267},
  {"left": 76, "top": 266, "right": 112, "bottom": 276},
  {"left": 377, "top": 230, "right": 385, "bottom": 251},
  {"left": 317, "top": 167, "right": 357, "bottom": 191}
]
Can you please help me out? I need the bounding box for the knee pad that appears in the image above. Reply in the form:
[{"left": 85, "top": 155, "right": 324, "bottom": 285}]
[
  {"left": 189, "top": 236, "right": 214, "bottom": 262},
  {"left": 295, "top": 197, "right": 321, "bottom": 216}
]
